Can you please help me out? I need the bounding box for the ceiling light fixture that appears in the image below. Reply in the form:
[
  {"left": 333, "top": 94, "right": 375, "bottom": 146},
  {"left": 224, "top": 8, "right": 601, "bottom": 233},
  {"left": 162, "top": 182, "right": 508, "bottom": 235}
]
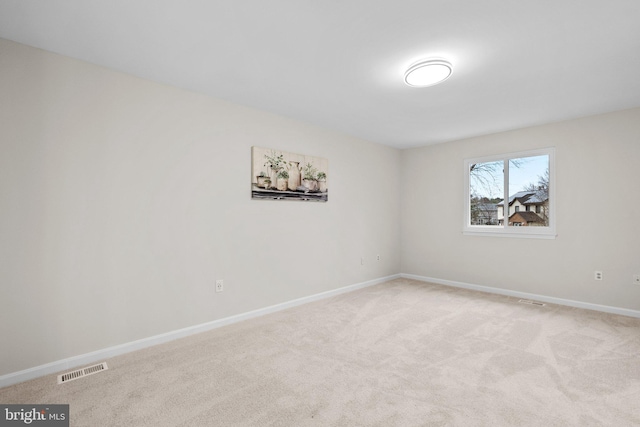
[{"left": 404, "top": 58, "right": 452, "bottom": 87}]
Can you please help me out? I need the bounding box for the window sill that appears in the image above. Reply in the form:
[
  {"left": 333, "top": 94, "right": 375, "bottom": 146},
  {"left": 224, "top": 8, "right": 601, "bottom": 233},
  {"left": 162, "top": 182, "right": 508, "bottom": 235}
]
[{"left": 463, "top": 230, "right": 557, "bottom": 239}]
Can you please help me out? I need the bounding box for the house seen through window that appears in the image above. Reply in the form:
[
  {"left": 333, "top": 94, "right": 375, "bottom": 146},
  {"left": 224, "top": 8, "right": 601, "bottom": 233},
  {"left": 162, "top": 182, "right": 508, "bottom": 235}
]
[{"left": 464, "top": 148, "right": 555, "bottom": 238}]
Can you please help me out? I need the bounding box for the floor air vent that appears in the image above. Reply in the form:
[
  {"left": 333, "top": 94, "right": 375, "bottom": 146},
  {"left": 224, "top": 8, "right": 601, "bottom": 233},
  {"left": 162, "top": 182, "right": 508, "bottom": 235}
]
[
  {"left": 58, "top": 362, "right": 108, "bottom": 384},
  {"left": 518, "top": 299, "right": 546, "bottom": 307}
]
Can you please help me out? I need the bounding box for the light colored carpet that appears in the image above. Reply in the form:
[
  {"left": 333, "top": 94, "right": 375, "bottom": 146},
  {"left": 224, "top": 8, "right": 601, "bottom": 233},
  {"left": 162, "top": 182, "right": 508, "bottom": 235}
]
[{"left": 1, "top": 278, "right": 639, "bottom": 426}]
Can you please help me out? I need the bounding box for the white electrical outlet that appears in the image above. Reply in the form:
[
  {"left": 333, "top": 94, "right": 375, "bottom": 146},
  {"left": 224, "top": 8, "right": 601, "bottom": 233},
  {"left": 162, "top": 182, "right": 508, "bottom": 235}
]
[
  {"left": 361, "top": 257, "right": 365, "bottom": 265},
  {"left": 633, "top": 274, "right": 640, "bottom": 285},
  {"left": 594, "top": 271, "right": 603, "bottom": 281},
  {"left": 377, "top": 254, "right": 381, "bottom": 261},
  {"left": 215, "top": 280, "right": 224, "bottom": 293}
]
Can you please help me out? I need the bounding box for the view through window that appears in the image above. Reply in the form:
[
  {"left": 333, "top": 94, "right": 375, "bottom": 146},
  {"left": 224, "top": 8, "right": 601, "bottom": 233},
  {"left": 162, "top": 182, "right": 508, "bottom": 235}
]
[{"left": 466, "top": 149, "right": 554, "bottom": 237}]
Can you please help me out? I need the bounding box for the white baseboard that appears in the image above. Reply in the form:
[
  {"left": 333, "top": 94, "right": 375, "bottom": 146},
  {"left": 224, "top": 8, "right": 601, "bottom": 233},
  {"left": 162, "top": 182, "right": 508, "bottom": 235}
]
[
  {"left": 0, "top": 274, "right": 399, "bottom": 389},
  {"left": 401, "top": 273, "right": 640, "bottom": 319}
]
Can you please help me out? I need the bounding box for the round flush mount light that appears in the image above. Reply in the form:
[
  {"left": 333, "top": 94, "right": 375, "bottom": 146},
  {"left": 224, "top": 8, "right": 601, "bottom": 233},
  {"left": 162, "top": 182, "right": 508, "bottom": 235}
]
[{"left": 404, "top": 59, "right": 453, "bottom": 87}]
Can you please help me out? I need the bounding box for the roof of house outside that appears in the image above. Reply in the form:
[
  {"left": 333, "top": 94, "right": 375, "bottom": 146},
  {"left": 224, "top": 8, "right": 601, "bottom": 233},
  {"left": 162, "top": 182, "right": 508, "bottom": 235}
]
[
  {"left": 473, "top": 203, "right": 498, "bottom": 211},
  {"left": 525, "top": 191, "right": 547, "bottom": 204},
  {"left": 509, "top": 211, "right": 544, "bottom": 223},
  {"left": 496, "top": 190, "right": 547, "bottom": 206}
]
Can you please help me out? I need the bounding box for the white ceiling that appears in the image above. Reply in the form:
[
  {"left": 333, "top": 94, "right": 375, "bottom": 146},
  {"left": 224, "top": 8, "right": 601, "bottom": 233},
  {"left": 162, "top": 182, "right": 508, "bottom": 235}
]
[{"left": 1, "top": 1, "right": 639, "bottom": 149}]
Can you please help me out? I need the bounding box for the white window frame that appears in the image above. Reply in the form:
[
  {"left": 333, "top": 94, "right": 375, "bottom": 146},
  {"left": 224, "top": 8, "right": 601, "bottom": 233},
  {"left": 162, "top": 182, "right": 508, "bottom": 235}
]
[{"left": 463, "top": 147, "right": 556, "bottom": 239}]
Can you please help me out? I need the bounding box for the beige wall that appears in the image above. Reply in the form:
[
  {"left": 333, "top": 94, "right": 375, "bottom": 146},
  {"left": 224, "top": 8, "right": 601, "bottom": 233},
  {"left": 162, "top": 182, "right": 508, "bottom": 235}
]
[
  {"left": 400, "top": 107, "right": 640, "bottom": 310},
  {"left": 0, "top": 39, "right": 401, "bottom": 376}
]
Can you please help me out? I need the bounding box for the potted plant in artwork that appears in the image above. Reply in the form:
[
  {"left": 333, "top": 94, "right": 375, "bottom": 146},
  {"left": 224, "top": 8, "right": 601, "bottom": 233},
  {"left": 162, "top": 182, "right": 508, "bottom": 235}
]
[
  {"left": 263, "top": 178, "right": 272, "bottom": 189},
  {"left": 264, "top": 151, "right": 289, "bottom": 187},
  {"left": 256, "top": 171, "right": 269, "bottom": 188},
  {"left": 276, "top": 170, "right": 289, "bottom": 191},
  {"left": 317, "top": 171, "right": 327, "bottom": 192},
  {"left": 302, "top": 163, "right": 318, "bottom": 191}
]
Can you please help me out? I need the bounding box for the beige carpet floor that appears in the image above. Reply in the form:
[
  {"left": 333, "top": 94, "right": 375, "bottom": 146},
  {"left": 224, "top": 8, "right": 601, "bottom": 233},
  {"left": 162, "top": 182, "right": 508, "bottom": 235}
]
[{"left": 1, "top": 278, "right": 639, "bottom": 426}]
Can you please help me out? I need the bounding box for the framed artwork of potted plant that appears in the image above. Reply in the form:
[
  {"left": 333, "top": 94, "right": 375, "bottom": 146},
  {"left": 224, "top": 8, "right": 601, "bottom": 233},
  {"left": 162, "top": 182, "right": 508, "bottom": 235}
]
[{"left": 251, "top": 147, "right": 328, "bottom": 202}]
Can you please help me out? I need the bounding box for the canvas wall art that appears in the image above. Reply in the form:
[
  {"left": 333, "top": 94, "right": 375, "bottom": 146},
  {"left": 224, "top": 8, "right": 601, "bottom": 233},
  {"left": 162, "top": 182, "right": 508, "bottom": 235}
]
[{"left": 251, "top": 147, "right": 328, "bottom": 202}]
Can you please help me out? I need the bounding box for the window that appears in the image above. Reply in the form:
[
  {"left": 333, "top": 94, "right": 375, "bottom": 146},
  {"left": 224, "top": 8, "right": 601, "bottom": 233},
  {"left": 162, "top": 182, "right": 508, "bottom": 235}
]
[{"left": 464, "top": 148, "right": 555, "bottom": 238}]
